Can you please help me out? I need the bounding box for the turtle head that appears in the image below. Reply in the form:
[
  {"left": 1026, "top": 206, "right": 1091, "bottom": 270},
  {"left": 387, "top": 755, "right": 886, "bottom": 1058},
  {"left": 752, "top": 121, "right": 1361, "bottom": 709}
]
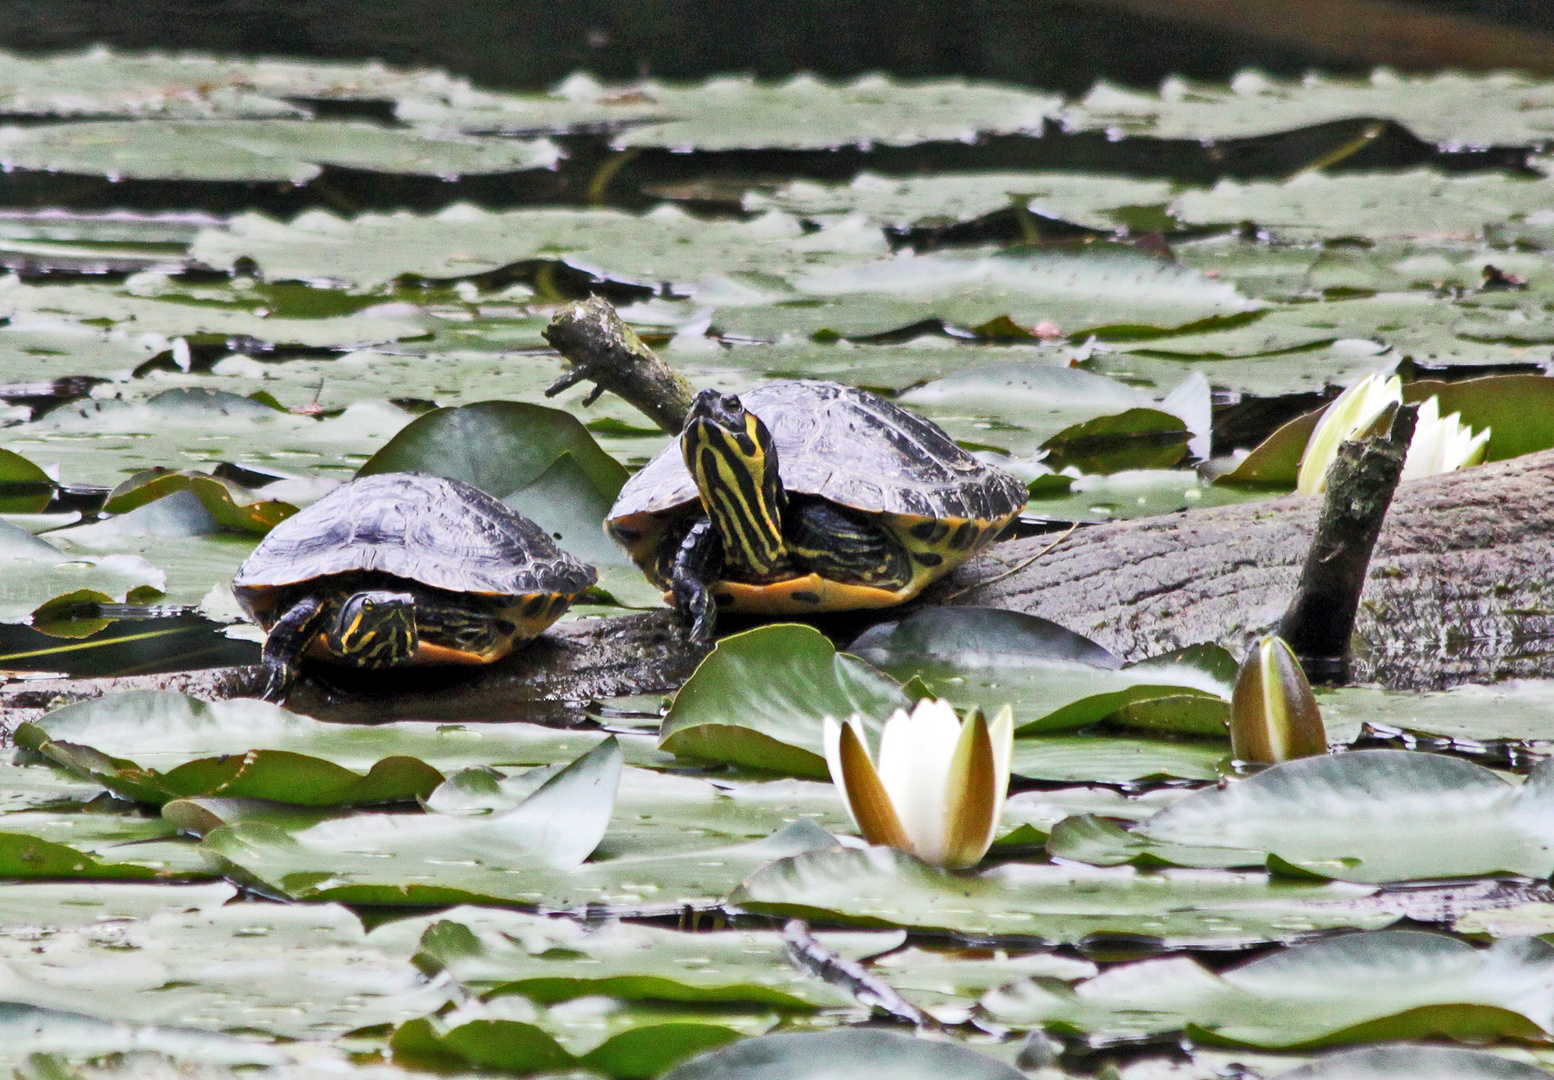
[
  {"left": 682, "top": 389, "right": 788, "bottom": 578},
  {"left": 324, "top": 590, "right": 419, "bottom": 667}
]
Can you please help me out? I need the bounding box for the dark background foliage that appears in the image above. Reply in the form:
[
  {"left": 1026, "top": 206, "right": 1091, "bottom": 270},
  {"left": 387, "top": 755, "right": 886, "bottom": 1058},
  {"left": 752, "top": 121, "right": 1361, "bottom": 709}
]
[{"left": 2, "top": 0, "right": 1554, "bottom": 93}]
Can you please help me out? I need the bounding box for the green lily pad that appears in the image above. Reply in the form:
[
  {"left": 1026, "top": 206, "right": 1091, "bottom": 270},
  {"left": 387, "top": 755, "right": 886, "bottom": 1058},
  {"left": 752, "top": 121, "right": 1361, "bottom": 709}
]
[
  {"left": 392, "top": 999, "right": 749, "bottom": 1080},
  {"left": 201, "top": 738, "right": 625, "bottom": 904},
  {"left": 1011, "top": 735, "right": 1228, "bottom": 782},
  {"left": 1061, "top": 68, "right": 1554, "bottom": 146},
  {"left": 358, "top": 398, "right": 632, "bottom": 571},
  {"left": 406, "top": 905, "right": 895, "bottom": 1008},
  {"left": 1039, "top": 407, "right": 1189, "bottom": 474},
  {"left": 983, "top": 930, "right": 1554, "bottom": 1051},
  {"left": 0, "top": 120, "right": 559, "bottom": 183},
  {"left": 0, "top": 445, "right": 54, "bottom": 514},
  {"left": 15, "top": 720, "right": 445, "bottom": 808},
  {"left": 730, "top": 845, "right": 1393, "bottom": 946},
  {"left": 0, "top": 48, "right": 479, "bottom": 119},
  {"left": 746, "top": 171, "right": 1176, "bottom": 232},
  {"left": 659, "top": 624, "right": 910, "bottom": 778},
  {"left": 0, "top": 1003, "right": 290, "bottom": 1069},
  {"left": 104, "top": 468, "right": 296, "bottom": 535},
  {"left": 0, "top": 520, "right": 165, "bottom": 624},
  {"left": 1321, "top": 680, "right": 1554, "bottom": 745},
  {"left": 410, "top": 72, "right": 1060, "bottom": 151},
  {"left": 660, "top": 1028, "right": 1027, "bottom": 1080},
  {"left": 1046, "top": 750, "right": 1554, "bottom": 882},
  {"left": 1280, "top": 1045, "right": 1554, "bottom": 1079},
  {"left": 191, "top": 203, "right": 874, "bottom": 291},
  {"left": 21, "top": 689, "right": 675, "bottom": 773},
  {"left": 0, "top": 833, "right": 160, "bottom": 883},
  {"left": 0, "top": 890, "right": 450, "bottom": 1039}
]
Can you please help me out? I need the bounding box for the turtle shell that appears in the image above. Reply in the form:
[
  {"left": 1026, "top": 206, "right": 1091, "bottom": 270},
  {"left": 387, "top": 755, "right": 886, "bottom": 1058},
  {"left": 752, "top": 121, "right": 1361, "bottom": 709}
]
[
  {"left": 234, "top": 472, "right": 596, "bottom": 623},
  {"left": 606, "top": 380, "right": 1027, "bottom": 610}
]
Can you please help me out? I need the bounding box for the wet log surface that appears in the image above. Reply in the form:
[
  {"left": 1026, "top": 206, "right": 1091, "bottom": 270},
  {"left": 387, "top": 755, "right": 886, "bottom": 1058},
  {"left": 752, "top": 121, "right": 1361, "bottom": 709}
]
[
  {"left": 3, "top": 450, "right": 1551, "bottom": 730},
  {"left": 943, "top": 447, "right": 1554, "bottom": 690}
]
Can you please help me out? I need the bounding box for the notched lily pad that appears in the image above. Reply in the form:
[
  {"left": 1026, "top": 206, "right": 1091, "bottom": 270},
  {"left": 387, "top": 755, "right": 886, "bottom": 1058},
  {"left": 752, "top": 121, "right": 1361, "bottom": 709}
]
[
  {"left": 984, "top": 930, "right": 1554, "bottom": 1051},
  {"left": 659, "top": 624, "right": 910, "bottom": 778},
  {"left": 105, "top": 467, "right": 297, "bottom": 535},
  {"left": 1047, "top": 749, "right": 1554, "bottom": 882},
  {"left": 15, "top": 721, "right": 444, "bottom": 808}
]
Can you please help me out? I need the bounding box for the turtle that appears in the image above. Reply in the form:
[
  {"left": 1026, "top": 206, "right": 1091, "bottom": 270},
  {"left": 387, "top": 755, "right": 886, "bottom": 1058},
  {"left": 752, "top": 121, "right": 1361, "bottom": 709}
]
[
  {"left": 233, "top": 471, "right": 596, "bottom": 701},
  {"left": 605, "top": 380, "right": 1028, "bottom": 640}
]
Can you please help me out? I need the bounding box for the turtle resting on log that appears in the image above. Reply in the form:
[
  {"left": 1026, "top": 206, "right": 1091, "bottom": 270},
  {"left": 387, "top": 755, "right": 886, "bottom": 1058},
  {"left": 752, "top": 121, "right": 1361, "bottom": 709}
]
[{"left": 5, "top": 300, "right": 1553, "bottom": 727}]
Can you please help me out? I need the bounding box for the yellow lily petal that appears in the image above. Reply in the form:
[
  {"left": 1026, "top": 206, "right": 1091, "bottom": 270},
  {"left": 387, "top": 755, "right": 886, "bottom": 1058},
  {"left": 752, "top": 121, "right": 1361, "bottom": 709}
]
[
  {"left": 836, "top": 718, "right": 914, "bottom": 852},
  {"left": 941, "top": 708, "right": 998, "bottom": 870}
]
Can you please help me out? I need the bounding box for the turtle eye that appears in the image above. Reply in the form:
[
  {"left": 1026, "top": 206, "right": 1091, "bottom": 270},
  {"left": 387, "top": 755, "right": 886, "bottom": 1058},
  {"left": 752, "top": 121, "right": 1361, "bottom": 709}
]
[{"left": 361, "top": 599, "right": 376, "bottom": 611}]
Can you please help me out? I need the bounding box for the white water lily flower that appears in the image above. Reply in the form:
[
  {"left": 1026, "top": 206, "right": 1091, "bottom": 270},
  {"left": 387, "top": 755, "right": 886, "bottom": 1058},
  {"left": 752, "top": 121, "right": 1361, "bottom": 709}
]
[
  {"left": 1296, "top": 369, "right": 1402, "bottom": 496},
  {"left": 1402, "top": 395, "right": 1491, "bottom": 481},
  {"left": 823, "top": 698, "right": 1013, "bottom": 870}
]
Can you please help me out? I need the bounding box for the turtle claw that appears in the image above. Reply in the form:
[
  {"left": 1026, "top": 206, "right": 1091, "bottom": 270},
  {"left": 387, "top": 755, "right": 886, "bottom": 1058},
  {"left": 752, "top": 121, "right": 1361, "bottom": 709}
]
[{"left": 258, "top": 660, "right": 295, "bottom": 703}]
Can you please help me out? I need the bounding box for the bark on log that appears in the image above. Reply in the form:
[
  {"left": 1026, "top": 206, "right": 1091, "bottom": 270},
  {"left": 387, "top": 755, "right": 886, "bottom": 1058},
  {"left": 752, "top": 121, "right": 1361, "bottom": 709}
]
[
  {"left": 0, "top": 611, "right": 706, "bottom": 732},
  {"left": 943, "top": 447, "right": 1554, "bottom": 690}
]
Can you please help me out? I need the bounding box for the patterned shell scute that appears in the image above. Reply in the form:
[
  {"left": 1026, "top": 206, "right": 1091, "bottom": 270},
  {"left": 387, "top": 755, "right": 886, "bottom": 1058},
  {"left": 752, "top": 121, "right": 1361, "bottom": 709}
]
[
  {"left": 233, "top": 472, "right": 596, "bottom": 597},
  {"left": 613, "top": 380, "right": 1027, "bottom": 522}
]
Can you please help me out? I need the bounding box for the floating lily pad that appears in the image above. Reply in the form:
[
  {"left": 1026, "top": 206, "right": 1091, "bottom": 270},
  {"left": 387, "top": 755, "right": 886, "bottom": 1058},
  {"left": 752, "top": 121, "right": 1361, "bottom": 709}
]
[
  {"left": 0, "top": 892, "right": 450, "bottom": 1039},
  {"left": 659, "top": 624, "right": 910, "bottom": 778},
  {"left": 984, "top": 930, "right": 1554, "bottom": 1051},
  {"left": 1061, "top": 69, "right": 1554, "bottom": 147},
  {"left": 191, "top": 204, "right": 874, "bottom": 291},
  {"left": 0, "top": 1003, "right": 290, "bottom": 1070},
  {"left": 406, "top": 905, "right": 894, "bottom": 1008},
  {"left": 0, "top": 120, "right": 560, "bottom": 183},
  {"left": 1046, "top": 750, "right": 1554, "bottom": 882},
  {"left": 730, "top": 845, "right": 1392, "bottom": 946},
  {"left": 406, "top": 72, "right": 1060, "bottom": 151},
  {"left": 1279, "top": 1045, "right": 1554, "bottom": 1079},
  {"left": 0, "top": 446, "right": 54, "bottom": 514},
  {"left": 0, "top": 520, "right": 165, "bottom": 624},
  {"left": 660, "top": 1028, "right": 1027, "bottom": 1080},
  {"left": 105, "top": 468, "right": 296, "bottom": 535},
  {"left": 746, "top": 171, "right": 1177, "bottom": 232},
  {"left": 15, "top": 720, "right": 445, "bottom": 808}
]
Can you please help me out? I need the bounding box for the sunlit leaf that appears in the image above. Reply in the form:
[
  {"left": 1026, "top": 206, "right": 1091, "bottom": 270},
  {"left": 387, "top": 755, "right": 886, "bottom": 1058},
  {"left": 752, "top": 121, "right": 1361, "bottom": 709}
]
[{"left": 660, "top": 1028, "right": 1028, "bottom": 1080}]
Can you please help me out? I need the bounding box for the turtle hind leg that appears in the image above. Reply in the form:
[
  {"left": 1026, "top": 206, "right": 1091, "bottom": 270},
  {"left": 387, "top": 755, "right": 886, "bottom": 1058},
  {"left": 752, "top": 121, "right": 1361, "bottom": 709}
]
[
  {"left": 671, "top": 517, "right": 725, "bottom": 641},
  {"left": 258, "top": 594, "right": 327, "bottom": 702},
  {"left": 786, "top": 499, "right": 912, "bottom": 589}
]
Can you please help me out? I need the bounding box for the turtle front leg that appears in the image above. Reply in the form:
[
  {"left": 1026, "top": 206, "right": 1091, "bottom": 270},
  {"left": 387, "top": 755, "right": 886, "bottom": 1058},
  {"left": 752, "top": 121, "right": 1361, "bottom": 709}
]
[
  {"left": 671, "top": 517, "right": 725, "bottom": 641},
  {"left": 258, "top": 594, "right": 327, "bottom": 702},
  {"left": 786, "top": 499, "right": 913, "bottom": 588}
]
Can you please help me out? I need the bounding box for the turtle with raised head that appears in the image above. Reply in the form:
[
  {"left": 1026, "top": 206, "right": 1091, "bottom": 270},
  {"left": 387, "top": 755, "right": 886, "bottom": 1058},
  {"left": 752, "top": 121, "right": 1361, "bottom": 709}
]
[
  {"left": 605, "top": 380, "right": 1027, "bottom": 639},
  {"left": 233, "top": 472, "right": 596, "bottom": 701}
]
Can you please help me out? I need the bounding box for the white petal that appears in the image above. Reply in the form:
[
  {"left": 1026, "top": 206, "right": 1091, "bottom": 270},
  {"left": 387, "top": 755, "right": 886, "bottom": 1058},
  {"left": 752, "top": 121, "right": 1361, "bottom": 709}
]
[
  {"left": 878, "top": 698, "right": 961, "bottom": 862},
  {"left": 983, "top": 705, "right": 1016, "bottom": 853},
  {"left": 1296, "top": 370, "right": 1402, "bottom": 496},
  {"left": 1403, "top": 396, "right": 1490, "bottom": 480}
]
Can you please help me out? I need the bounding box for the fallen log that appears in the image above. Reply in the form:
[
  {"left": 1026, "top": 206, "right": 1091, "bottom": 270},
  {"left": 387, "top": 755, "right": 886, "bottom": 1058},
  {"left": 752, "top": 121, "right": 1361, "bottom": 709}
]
[{"left": 941, "top": 446, "right": 1554, "bottom": 691}]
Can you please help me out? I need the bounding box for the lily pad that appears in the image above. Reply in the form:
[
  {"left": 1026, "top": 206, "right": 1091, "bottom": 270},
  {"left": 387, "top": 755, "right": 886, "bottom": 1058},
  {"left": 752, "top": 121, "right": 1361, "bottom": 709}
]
[
  {"left": 731, "top": 845, "right": 1392, "bottom": 946},
  {"left": 0, "top": 120, "right": 560, "bottom": 183},
  {"left": 0, "top": 446, "right": 54, "bottom": 514},
  {"left": 191, "top": 203, "right": 875, "bottom": 291},
  {"left": 358, "top": 398, "right": 630, "bottom": 570},
  {"left": 1046, "top": 750, "right": 1554, "bottom": 882},
  {"left": 660, "top": 1028, "right": 1027, "bottom": 1080},
  {"left": 15, "top": 720, "right": 445, "bottom": 808},
  {"left": 104, "top": 468, "right": 296, "bottom": 535},
  {"left": 20, "top": 689, "right": 676, "bottom": 772},
  {"left": 1060, "top": 69, "right": 1554, "bottom": 148},
  {"left": 983, "top": 930, "right": 1554, "bottom": 1051},
  {"left": 407, "top": 72, "right": 1060, "bottom": 151},
  {"left": 406, "top": 905, "right": 893, "bottom": 1009},
  {"left": 0, "top": 520, "right": 164, "bottom": 624},
  {"left": 659, "top": 624, "right": 910, "bottom": 778},
  {"left": 0, "top": 1003, "right": 290, "bottom": 1069},
  {"left": 1280, "top": 1045, "right": 1554, "bottom": 1079}
]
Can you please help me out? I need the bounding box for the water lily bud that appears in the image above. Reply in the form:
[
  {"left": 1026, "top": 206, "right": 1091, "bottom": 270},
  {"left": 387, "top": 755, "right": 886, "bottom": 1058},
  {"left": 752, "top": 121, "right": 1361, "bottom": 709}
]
[
  {"left": 823, "top": 698, "right": 1014, "bottom": 870},
  {"left": 1402, "top": 395, "right": 1490, "bottom": 481},
  {"left": 1296, "top": 370, "right": 1403, "bottom": 496},
  {"left": 1230, "top": 636, "right": 1327, "bottom": 764}
]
